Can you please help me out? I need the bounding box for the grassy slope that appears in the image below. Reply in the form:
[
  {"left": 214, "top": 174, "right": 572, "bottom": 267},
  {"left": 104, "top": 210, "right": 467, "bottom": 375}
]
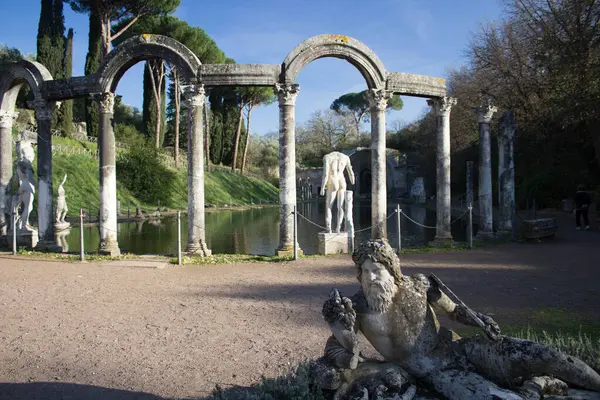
[{"left": 48, "top": 137, "right": 279, "bottom": 216}]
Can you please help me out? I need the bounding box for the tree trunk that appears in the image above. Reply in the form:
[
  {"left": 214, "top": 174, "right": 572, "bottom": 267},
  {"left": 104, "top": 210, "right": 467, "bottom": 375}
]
[
  {"left": 231, "top": 104, "right": 245, "bottom": 172},
  {"left": 100, "top": 15, "right": 111, "bottom": 57},
  {"left": 173, "top": 70, "right": 180, "bottom": 168},
  {"left": 204, "top": 100, "right": 210, "bottom": 172},
  {"left": 241, "top": 104, "right": 254, "bottom": 176},
  {"left": 147, "top": 59, "right": 165, "bottom": 149}
]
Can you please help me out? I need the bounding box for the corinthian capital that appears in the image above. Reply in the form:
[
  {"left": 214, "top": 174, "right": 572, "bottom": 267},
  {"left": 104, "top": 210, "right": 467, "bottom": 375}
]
[
  {"left": 182, "top": 84, "right": 206, "bottom": 107},
  {"left": 366, "top": 89, "right": 393, "bottom": 111},
  {"left": 0, "top": 110, "right": 15, "bottom": 129},
  {"left": 93, "top": 92, "right": 115, "bottom": 114},
  {"left": 427, "top": 96, "right": 457, "bottom": 116},
  {"left": 27, "top": 99, "right": 53, "bottom": 121},
  {"left": 475, "top": 103, "right": 498, "bottom": 124},
  {"left": 274, "top": 83, "right": 300, "bottom": 106}
]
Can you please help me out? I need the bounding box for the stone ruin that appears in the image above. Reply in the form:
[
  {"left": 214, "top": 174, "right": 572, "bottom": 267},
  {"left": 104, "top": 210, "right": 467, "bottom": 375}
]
[{"left": 0, "top": 33, "right": 456, "bottom": 255}]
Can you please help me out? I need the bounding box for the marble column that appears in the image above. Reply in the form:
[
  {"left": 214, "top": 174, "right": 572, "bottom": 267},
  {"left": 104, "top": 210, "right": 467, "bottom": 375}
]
[
  {"left": 366, "top": 88, "right": 392, "bottom": 240},
  {"left": 275, "top": 83, "right": 301, "bottom": 255},
  {"left": 499, "top": 111, "right": 516, "bottom": 234},
  {"left": 428, "top": 97, "right": 457, "bottom": 246},
  {"left": 475, "top": 102, "right": 497, "bottom": 239},
  {"left": 183, "top": 84, "right": 210, "bottom": 256},
  {"left": 30, "top": 99, "right": 55, "bottom": 247},
  {"left": 0, "top": 110, "right": 14, "bottom": 238},
  {"left": 96, "top": 92, "right": 120, "bottom": 256}
]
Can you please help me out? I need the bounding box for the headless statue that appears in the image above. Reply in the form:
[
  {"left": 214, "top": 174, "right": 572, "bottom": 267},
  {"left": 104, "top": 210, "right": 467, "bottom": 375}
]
[
  {"left": 320, "top": 151, "right": 355, "bottom": 233},
  {"left": 322, "top": 240, "right": 600, "bottom": 399},
  {"left": 11, "top": 140, "right": 36, "bottom": 231}
]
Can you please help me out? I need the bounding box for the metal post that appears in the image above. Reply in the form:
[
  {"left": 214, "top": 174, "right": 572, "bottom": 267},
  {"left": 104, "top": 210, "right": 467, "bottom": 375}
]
[
  {"left": 533, "top": 198, "right": 537, "bottom": 220},
  {"left": 12, "top": 208, "right": 17, "bottom": 255},
  {"left": 468, "top": 203, "right": 473, "bottom": 249},
  {"left": 396, "top": 204, "right": 402, "bottom": 254},
  {"left": 79, "top": 208, "right": 85, "bottom": 262},
  {"left": 177, "top": 211, "right": 182, "bottom": 265},
  {"left": 293, "top": 205, "right": 298, "bottom": 260}
]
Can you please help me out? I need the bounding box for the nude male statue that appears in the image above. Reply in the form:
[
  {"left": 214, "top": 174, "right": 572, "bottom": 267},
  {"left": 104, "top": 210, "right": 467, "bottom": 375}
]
[
  {"left": 320, "top": 151, "right": 355, "bottom": 233},
  {"left": 322, "top": 240, "right": 600, "bottom": 399}
]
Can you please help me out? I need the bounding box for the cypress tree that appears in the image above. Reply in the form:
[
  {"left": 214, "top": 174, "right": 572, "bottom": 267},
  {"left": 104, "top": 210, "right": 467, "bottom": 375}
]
[
  {"left": 61, "top": 28, "right": 74, "bottom": 137},
  {"left": 83, "top": 7, "right": 102, "bottom": 138},
  {"left": 36, "top": 0, "right": 53, "bottom": 64}
]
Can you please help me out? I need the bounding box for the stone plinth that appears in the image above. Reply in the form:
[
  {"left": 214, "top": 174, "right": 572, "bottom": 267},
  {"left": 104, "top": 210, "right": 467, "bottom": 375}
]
[
  {"left": 318, "top": 232, "right": 354, "bottom": 255},
  {"left": 8, "top": 229, "right": 39, "bottom": 249},
  {"left": 54, "top": 222, "right": 71, "bottom": 232},
  {"left": 476, "top": 230, "right": 496, "bottom": 240},
  {"left": 522, "top": 218, "right": 557, "bottom": 240}
]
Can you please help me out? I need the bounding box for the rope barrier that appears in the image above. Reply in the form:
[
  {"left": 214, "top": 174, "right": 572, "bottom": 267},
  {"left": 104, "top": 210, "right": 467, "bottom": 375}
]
[{"left": 399, "top": 210, "right": 437, "bottom": 229}]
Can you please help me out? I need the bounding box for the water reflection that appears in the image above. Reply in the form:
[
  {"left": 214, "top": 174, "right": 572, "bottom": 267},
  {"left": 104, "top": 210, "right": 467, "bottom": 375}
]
[{"left": 64, "top": 201, "right": 471, "bottom": 256}]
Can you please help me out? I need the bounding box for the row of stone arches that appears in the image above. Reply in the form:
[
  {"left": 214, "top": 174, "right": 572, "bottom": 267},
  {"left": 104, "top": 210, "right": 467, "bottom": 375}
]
[{"left": 0, "top": 33, "right": 455, "bottom": 255}]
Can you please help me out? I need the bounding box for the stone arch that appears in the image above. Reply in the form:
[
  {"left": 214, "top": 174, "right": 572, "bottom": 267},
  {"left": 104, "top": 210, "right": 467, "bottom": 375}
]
[
  {"left": 97, "top": 34, "right": 201, "bottom": 93},
  {"left": 282, "top": 34, "right": 387, "bottom": 89},
  {"left": 0, "top": 60, "right": 53, "bottom": 112}
]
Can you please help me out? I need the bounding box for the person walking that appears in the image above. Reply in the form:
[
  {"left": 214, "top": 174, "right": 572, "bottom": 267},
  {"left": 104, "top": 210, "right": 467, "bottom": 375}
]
[{"left": 575, "top": 184, "right": 592, "bottom": 230}]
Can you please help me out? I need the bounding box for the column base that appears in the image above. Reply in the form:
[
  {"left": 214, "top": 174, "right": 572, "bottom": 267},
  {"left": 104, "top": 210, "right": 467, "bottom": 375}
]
[
  {"left": 428, "top": 235, "right": 454, "bottom": 248},
  {"left": 185, "top": 241, "right": 212, "bottom": 257},
  {"left": 475, "top": 230, "right": 496, "bottom": 240},
  {"left": 99, "top": 240, "right": 121, "bottom": 257},
  {"left": 276, "top": 243, "right": 303, "bottom": 257},
  {"left": 35, "top": 239, "right": 57, "bottom": 252},
  {"left": 318, "top": 232, "right": 353, "bottom": 255}
]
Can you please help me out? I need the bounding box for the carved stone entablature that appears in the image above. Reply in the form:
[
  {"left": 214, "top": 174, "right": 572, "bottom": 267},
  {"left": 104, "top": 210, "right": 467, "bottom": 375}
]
[
  {"left": 475, "top": 104, "right": 498, "bottom": 124},
  {"left": 274, "top": 83, "right": 300, "bottom": 106},
  {"left": 0, "top": 109, "right": 15, "bottom": 128},
  {"left": 182, "top": 84, "right": 206, "bottom": 107},
  {"left": 366, "top": 88, "right": 393, "bottom": 111},
  {"left": 27, "top": 99, "right": 53, "bottom": 121},
  {"left": 427, "top": 96, "right": 457, "bottom": 117},
  {"left": 93, "top": 92, "right": 115, "bottom": 114}
]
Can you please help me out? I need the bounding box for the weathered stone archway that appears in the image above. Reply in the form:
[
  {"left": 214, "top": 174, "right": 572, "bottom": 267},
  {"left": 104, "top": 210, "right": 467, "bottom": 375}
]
[
  {"left": 0, "top": 60, "right": 55, "bottom": 246},
  {"left": 275, "top": 34, "right": 392, "bottom": 254},
  {"left": 282, "top": 34, "right": 387, "bottom": 89},
  {"left": 1, "top": 32, "right": 455, "bottom": 255},
  {"left": 92, "top": 34, "right": 207, "bottom": 256}
]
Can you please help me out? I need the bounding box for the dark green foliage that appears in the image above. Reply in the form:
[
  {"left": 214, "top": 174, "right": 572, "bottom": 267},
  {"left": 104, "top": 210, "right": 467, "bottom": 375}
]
[
  {"left": 116, "top": 142, "right": 177, "bottom": 205},
  {"left": 60, "top": 28, "right": 74, "bottom": 137},
  {"left": 83, "top": 8, "right": 102, "bottom": 137},
  {"left": 211, "top": 363, "right": 325, "bottom": 400},
  {"left": 37, "top": 0, "right": 67, "bottom": 128}
]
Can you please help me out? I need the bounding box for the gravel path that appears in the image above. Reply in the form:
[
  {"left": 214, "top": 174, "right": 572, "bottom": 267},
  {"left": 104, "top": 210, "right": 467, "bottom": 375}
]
[{"left": 0, "top": 213, "right": 599, "bottom": 399}]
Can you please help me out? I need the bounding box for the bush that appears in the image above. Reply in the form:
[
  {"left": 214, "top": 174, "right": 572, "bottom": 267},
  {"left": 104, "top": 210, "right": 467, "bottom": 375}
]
[{"left": 116, "top": 142, "right": 178, "bottom": 207}]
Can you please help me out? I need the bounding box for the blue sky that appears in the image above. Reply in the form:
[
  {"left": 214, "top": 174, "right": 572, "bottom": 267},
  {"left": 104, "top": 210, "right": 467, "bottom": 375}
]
[{"left": 0, "top": 0, "right": 503, "bottom": 136}]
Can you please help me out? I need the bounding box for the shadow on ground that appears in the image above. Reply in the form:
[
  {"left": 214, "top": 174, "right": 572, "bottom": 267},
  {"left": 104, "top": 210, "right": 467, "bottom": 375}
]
[{"left": 0, "top": 382, "right": 169, "bottom": 400}]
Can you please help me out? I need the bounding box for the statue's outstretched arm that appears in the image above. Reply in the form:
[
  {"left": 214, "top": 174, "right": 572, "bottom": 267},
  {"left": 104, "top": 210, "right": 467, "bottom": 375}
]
[{"left": 424, "top": 274, "right": 501, "bottom": 338}]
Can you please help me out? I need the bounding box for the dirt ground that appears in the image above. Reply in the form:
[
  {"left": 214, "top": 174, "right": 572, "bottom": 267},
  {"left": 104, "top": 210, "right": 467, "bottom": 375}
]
[{"left": 0, "top": 213, "right": 599, "bottom": 399}]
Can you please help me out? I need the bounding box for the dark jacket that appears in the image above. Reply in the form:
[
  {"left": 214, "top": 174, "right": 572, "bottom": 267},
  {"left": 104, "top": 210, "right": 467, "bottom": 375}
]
[{"left": 574, "top": 191, "right": 592, "bottom": 209}]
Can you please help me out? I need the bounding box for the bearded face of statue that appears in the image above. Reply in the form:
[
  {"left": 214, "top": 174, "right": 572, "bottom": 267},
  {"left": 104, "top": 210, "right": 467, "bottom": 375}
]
[{"left": 360, "top": 259, "right": 397, "bottom": 312}]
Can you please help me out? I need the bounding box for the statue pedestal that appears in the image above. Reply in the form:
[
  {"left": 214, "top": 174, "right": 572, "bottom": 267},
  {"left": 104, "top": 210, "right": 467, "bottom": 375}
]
[
  {"left": 318, "top": 232, "right": 354, "bottom": 255},
  {"left": 475, "top": 230, "right": 496, "bottom": 240},
  {"left": 54, "top": 222, "right": 71, "bottom": 232},
  {"left": 8, "top": 229, "right": 39, "bottom": 250}
]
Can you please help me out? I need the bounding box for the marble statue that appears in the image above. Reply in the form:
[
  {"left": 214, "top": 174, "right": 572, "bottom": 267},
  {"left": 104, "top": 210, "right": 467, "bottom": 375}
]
[
  {"left": 321, "top": 240, "right": 600, "bottom": 399},
  {"left": 55, "top": 174, "right": 70, "bottom": 231},
  {"left": 410, "top": 177, "right": 426, "bottom": 204},
  {"left": 320, "top": 151, "right": 355, "bottom": 233},
  {"left": 11, "top": 139, "right": 36, "bottom": 232}
]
